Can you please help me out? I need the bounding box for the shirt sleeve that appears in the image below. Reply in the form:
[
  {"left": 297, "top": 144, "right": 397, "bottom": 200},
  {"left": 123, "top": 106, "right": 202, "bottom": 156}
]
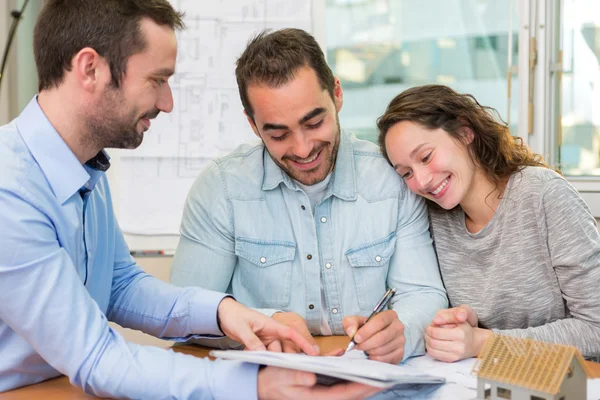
[
  {"left": 107, "top": 217, "right": 228, "bottom": 340},
  {"left": 171, "top": 161, "right": 238, "bottom": 291},
  {"left": 492, "top": 177, "right": 600, "bottom": 358},
  {"left": 387, "top": 186, "right": 449, "bottom": 360},
  {"left": 0, "top": 187, "right": 259, "bottom": 399},
  {"left": 171, "top": 161, "right": 281, "bottom": 327}
]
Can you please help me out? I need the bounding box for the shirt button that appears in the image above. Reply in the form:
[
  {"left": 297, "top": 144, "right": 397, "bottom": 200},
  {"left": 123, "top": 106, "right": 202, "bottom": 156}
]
[
  {"left": 320, "top": 217, "right": 327, "bottom": 223},
  {"left": 307, "top": 254, "right": 312, "bottom": 260},
  {"left": 260, "top": 257, "right": 267, "bottom": 263},
  {"left": 332, "top": 308, "right": 338, "bottom": 314},
  {"left": 325, "top": 262, "right": 332, "bottom": 269},
  {"left": 375, "top": 255, "right": 382, "bottom": 262},
  {"left": 308, "top": 304, "right": 315, "bottom": 310},
  {"left": 301, "top": 205, "right": 306, "bottom": 210}
]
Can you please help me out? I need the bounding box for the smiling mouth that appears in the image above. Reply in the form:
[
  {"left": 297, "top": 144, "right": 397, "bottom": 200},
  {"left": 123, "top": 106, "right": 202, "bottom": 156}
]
[
  {"left": 294, "top": 150, "right": 320, "bottom": 165},
  {"left": 287, "top": 146, "right": 325, "bottom": 171},
  {"left": 429, "top": 176, "right": 450, "bottom": 196},
  {"left": 141, "top": 119, "right": 149, "bottom": 130}
]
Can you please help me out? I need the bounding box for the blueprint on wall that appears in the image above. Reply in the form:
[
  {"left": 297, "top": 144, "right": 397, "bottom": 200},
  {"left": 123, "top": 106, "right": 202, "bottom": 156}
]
[{"left": 118, "top": 0, "right": 312, "bottom": 238}]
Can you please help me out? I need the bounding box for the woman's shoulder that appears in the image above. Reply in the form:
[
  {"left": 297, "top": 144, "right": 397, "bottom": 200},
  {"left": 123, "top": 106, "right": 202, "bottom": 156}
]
[{"left": 508, "top": 166, "right": 565, "bottom": 194}]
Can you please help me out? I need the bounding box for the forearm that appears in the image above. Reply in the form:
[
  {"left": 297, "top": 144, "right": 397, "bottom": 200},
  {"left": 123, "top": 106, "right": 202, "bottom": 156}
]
[
  {"left": 492, "top": 318, "right": 600, "bottom": 358},
  {"left": 77, "top": 339, "right": 259, "bottom": 399},
  {"left": 108, "top": 271, "right": 228, "bottom": 340},
  {"left": 0, "top": 248, "right": 257, "bottom": 398},
  {"left": 393, "top": 290, "right": 448, "bottom": 359}
]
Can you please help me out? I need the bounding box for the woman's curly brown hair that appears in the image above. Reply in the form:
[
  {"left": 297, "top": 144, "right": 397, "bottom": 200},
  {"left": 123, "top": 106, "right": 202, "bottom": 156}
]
[{"left": 377, "top": 84, "right": 549, "bottom": 187}]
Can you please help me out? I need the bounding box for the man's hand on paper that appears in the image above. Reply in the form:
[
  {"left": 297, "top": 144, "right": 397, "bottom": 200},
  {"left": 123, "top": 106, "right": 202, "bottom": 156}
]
[
  {"left": 424, "top": 305, "right": 493, "bottom": 362},
  {"left": 342, "top": 310, "right": 405, "bottom": 364},
  {"left": 257, "top": 366, "right": 382, "bottom": 400},
  {"left": 271, "top": 311, "right": 320, "bottom": 354},
  {"left": 216, "top": 298, "right": 319, "bottom": 355}
]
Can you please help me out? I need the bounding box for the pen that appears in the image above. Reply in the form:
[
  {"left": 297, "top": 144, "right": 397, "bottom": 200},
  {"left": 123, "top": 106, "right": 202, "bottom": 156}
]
[{"left": 345, "top": 287, "right": 397, "bottom": 353}]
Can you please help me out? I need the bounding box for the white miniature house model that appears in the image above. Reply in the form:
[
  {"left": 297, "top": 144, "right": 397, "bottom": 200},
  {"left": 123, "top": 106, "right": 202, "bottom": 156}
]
[{"left": 473, "top": 335, "right": 594, "bottom": 400}]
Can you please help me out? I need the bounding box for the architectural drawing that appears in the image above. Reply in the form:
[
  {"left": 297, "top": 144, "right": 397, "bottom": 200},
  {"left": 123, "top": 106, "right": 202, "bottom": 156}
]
[{"left": 118, "top": 0, "right": 312, "bottom": 238}]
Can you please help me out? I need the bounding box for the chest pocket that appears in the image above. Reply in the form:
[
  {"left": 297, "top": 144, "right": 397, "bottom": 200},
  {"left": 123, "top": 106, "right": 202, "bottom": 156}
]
[
  {"left": 346, "top": 232, "right": 396, "bottom": 310},
  {"left": 235, "top": 237, "right": 296, "bottom": 308}
]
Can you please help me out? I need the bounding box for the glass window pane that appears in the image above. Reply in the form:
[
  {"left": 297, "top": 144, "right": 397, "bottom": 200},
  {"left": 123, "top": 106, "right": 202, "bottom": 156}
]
[
  {"left": 326, "top": 0, "right": 519, "bottom": 144},
  {"left": 559, "top": 0, "right": 600, "bottom": 176}
]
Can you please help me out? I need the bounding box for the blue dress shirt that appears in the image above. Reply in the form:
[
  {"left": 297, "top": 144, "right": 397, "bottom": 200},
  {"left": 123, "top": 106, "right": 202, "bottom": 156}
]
[
  {"left": 171, "top": 130, "right": 448, "bottom": 360},
  {"left": 0, "top": 97, "right": 258, "bottom": 399}
]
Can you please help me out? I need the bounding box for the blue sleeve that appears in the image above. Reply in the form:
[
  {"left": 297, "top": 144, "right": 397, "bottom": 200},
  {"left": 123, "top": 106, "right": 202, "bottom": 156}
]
[
  {"left": 171, "top": 161, "right": 238, "bottom": 291},
  {"left": 107, "top": 217, "right": 228, "bottom": 340},
  {"left": 0, "top": 186, "right": 259, "bottom": 399},
  {"left": 171, "top": 162, "right": 281, "bottom": 323},
  {"left": 387, "top": 188, "right": 448, "bottom": 360}
]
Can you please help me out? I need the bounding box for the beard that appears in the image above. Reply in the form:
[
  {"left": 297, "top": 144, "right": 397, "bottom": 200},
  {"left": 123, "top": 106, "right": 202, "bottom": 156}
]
[
  {"left": 273, "top": 113, "right": 341, "bottom": 186},
  {"left": 84, "top": 85, "right": 158, "bottom": 151}
]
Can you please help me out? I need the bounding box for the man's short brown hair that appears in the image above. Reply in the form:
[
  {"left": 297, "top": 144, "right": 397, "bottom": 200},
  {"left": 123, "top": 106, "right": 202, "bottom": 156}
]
[
  {"left": 235, "top": 28, "right": 335, "bottom": 120},
  {"left": 34, "top": 0, "right": 185, "bottom": 91}
]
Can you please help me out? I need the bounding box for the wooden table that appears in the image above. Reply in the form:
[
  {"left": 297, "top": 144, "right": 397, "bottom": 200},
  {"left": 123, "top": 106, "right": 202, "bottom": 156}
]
[{"left": 2, "top": 336, "right": 599, "bottom": 399}]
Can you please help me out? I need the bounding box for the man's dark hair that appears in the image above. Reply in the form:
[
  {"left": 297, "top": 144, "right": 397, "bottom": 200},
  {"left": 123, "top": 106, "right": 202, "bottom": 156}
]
[
  {"left": 235, "top": 28, "right": 335, "bottom": 120},
  {"left": 34, "top": 0, "right": 185, "bottom": 91}
]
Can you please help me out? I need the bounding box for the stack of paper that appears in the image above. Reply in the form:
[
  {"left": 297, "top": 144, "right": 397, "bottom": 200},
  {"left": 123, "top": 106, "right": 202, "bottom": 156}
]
[{"left": 209, "top": 350, "right": 446, "bottom": 388}]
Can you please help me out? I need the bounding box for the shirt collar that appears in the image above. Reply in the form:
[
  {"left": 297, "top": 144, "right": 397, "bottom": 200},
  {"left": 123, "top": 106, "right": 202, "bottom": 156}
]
[
  {"left": 262, "top": 130, "right": 357, "bottom": 201},
  {"left": 16, "top": 96, "right": 110, "bottom": 204}
]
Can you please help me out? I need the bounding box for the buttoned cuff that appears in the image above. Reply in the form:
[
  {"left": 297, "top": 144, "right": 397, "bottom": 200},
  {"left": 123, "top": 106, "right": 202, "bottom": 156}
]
[
  {"left": 187, "top": 288, "right": 232, "bottom": 337},
  {"left": 401, "top": 321, "right": 427, "bottom": 362}
]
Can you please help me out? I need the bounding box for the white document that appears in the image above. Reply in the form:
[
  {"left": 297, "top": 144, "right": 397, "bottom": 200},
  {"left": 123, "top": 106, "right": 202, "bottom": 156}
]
[{"left": 209, "top": 350, "right": 445, "bottom": 388}]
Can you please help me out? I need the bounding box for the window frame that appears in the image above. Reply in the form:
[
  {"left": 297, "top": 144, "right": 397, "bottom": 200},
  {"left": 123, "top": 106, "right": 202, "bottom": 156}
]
[{"left": 522, "top": 0, "right": 600, "bottom": 215}]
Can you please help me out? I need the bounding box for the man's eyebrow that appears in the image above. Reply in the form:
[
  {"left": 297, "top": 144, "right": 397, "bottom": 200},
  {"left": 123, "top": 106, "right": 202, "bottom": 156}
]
[
  {"left": 299, "top": 107, "right": 326, "bottom": 125},
  {"left": 152, "top": 68, "right": 175, "bottom": 77},
  {"left": 261, "top": 107, "right": 327, "bottom": 132},
  {"left": 262, "top": 122, "right": 289, "bottom": 132}
]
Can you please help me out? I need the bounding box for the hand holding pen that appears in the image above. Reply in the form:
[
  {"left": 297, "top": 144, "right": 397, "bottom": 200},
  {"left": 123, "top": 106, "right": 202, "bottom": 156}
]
[
  {"left": 341, "top": 288, "right": 405, "bottom": 364},
  {"left": 346, "top": 288, "right": 397, "bottom": 352}
]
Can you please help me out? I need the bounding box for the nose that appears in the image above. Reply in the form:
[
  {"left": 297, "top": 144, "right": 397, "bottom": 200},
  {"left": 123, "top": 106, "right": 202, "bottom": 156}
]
[
  {"left": 291, "top": 132, "right": 313, "bottom": 159},
  {"left": 414, "top": 168, "right": 433, "bottom": 192},
  {"left": 156, "top": 82, "right": 174, "bottom": 113}
]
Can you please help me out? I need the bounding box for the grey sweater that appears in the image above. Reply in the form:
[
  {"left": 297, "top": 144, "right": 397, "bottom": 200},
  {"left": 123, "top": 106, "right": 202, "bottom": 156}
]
[{"left": 429, "top": 166, "right": 600, "bottom": 358}]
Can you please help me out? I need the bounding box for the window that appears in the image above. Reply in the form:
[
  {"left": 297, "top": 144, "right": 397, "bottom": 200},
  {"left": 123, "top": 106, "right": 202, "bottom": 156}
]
[
  {"left": 497, "top": 387, "right": 512, "bottom": 399},
  {"left": 556, "top": 0, "right": 600, "bottom": 176},
  {"left": 327, "top": 0, "right": 600, "bottom": 213},
  {"left": 325, "top": 0, "right": 519, "bottom": 144}
]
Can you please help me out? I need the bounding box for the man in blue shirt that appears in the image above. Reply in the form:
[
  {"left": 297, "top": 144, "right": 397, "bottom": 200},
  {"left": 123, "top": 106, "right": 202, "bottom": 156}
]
[
  {"left": 0, "top": 2, "right": 380, "bottom": 399},
  {"left": 171, "top": 29, "right": 448, "bottom": 364}
]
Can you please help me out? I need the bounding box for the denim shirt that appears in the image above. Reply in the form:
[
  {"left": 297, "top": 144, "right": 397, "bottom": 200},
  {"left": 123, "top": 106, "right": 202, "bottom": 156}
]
[{"left": 172, "top": 131, "right": 448, "bottom": 359}]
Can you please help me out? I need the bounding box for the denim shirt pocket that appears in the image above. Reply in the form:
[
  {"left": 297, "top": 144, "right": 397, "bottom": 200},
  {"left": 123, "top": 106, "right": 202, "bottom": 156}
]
[
  {"left": 345, "top": 232, "right": 396, "bottom": 310},
  {"left": 235, "top": 237, "right": 296, "bottom": 308}
]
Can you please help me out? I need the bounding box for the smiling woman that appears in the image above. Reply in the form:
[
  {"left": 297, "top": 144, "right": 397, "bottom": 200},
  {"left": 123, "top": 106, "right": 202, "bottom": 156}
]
[{"left": 378, "top": 84, "right": 600, "bottom": 363}]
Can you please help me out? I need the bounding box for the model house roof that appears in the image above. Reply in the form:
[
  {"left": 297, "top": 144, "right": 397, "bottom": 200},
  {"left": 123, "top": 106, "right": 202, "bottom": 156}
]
[{"left": 473, "top": 335, "right": 594, "bottom": 394}]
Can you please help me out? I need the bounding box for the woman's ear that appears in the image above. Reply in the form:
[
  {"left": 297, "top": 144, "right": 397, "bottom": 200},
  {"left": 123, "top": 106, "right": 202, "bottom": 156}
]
[{"left": 459, "top": 126, "right": 475, "bottom": 145}]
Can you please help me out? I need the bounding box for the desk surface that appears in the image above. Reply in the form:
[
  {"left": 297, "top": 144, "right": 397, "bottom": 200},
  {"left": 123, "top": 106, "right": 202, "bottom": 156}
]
[{"left": 2, "top": 336, "right": 599, "bottom": 399}]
